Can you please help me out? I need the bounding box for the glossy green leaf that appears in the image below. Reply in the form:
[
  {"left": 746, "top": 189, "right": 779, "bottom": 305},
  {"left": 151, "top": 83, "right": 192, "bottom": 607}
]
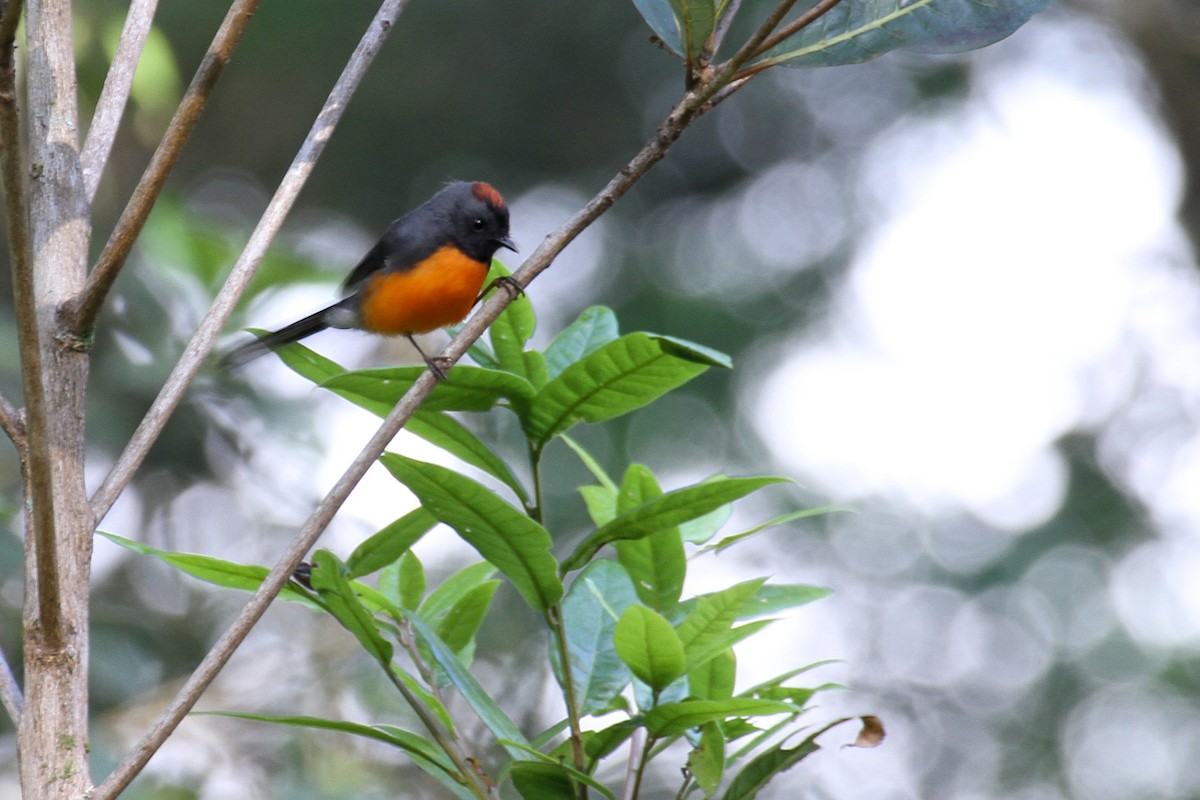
[
  {"left": 418, "top": 561, "right": 500, "bottom": 620},
  {"left": 613, "top": 605, "right": 686, "bottom": 693},
  {"left": 544, "top": 306, "right": 619, "bottom": 380},
  {"left": 346, "top": 507, "right": 437, "bottom": 578},
  {"left": 678, "top": 501, "right": 733, "bottom": 544},
  {"left": 510, "top": 762, "right": 578, "bottom": 800},
  {"left": 632, "top": 0, "right": 682, "bottom": 53},
  {"left": 309, "top": 551, "right": 394, "bottom": 667},
  {"left": 321, "top": 365, "right": 535, "bottom": 416},
  {"left": 485, "top": 260, "right": 537, "bottom": 378},
  {"left": 757, "top": 0, "right": 1050, "bottom": 69},
  {"left": 553, "top": 560, "right": 638, "bottom": 714},
  {"left": 643, "top": 698, "right": 796, "bottom": 738},
  {"left": 501, "top": 741, "right": 618, "bottom": 800},
  {"left": 688, "top": 722, "right": 726, "bottom": 795},
  {"left": 677, "top": 579, "right": 764, "bottom": 668},
  {"left": 689, "top": 647, "right": 737, "bottom": 701},
  {"left": 436, "top": 581, "right": 499, "bottom": 653},
  {"left": 204, "top": 712, "right": 472, "bottom": 799},
  {"left": 615, "top": 465, "right": 685, "bottom": 613},
  {"left": 701, "top": 506, "right": 850, "bottom": 554},
  {"left": 668, "top": 0, "right": 717, "bottom": 65},
  {"left": 406, "top": 410, "right": 530, "bottom": 504},
  {"left": 397, "top": 552, "right": 426, "bottom": 610},
  {"left": 562, "top": 476, "right": 788, "bottom": 573},
  {"left": 560, "top": 433, "right": 618, "bottom": 491},
  {"left": 525, "top": 333, "right": 724, "bottom": 445},
  {"left": 270, "top": 336, "right": 347, "bottom": 384},
  {"left": 405, "top": 612, "right": 533, "bottom": 758},
  {"left": 721, "top": 716, "right": 883, "bottom": 800},
  {"left": 579, "top": 485, "right": 618, "bottom": 527},
  {"left": 678, "top": 582, "right": 832, "bottom": 622},
  {"left": 96, "top": 531, "right": 317, "bottom": 606},
  {"left": 382, "top": 454, "right": 563, "bottom": 609}
]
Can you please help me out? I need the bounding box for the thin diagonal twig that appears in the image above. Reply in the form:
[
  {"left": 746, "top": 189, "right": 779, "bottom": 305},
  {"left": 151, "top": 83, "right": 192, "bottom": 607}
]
[
  {"left": 71, "top": 0, "right": 261, "bottom": 337},
  {"left": 88, "top": 0, "right": 412, "bottom": 531},
  {"left": 81, "top": 0, "right": 161, "bottom": 203},
  {"left": 749, "top": 0, "right": 845, "bottom": 62},
  {"left": 0, "top": 640, "right": 22, "bottom": 724}
]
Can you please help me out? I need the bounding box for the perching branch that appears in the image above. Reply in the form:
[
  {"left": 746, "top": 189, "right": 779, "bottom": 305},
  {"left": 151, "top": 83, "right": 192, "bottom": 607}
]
[
  {"left": 80, "top": 0, "right": 161, "bottom": 203},
  {"left": 93, "top": 59, "right": 760, "bottom": 800},
  {"left": 88, "top": 0, "right": 413, "bottom": 529},
  {"left": 71, "top": 0, "right": 261, "bottom": 338}
]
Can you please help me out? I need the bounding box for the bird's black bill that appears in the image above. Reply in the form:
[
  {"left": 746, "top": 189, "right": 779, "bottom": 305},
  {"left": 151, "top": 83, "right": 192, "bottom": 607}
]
[{"left": 496, "top": 235, "right": 518, "bottom": 253}]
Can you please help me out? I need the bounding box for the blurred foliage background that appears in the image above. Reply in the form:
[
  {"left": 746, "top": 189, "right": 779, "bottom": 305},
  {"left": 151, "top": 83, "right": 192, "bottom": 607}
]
[{"left": 2, "top": 0, "right": 1199, "bottom": 798}]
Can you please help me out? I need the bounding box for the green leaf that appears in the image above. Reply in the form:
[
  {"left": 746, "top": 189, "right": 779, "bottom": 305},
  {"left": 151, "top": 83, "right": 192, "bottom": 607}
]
[
  {"left": 678, "top": 501, "right": 732, "bottom": 544},
  {"left": 562, "top": 476, "right": 788, "bottom": 574},
  {"left": 650, "top": 333, "right": 733, "bottom": 368},
  {"left": 643, "top": 698, "right": 796, "bottom": 738},
  {"left": 544, "top": 306, "right": 619, "bottom": 380},
  {"left": 96, "top": 531, "right": 317, "bottom": 606},
  {"left": 309, "top": 551, "right": 394, "bottom": 667},
  {"left": 397, "top": 551, "right": 426, "bottom": 611},
  {"left": 553, "top": 560, "right": 638, "bottom": 715},
  {"left": 578, "top": 485, "right": 618, "bottom": 527},
  {"left": 322, "top": 365, "right": 535, "bottom": 417},
  {"left": 700, "top": 506, "right": 850, "bottom": 554},
  {"left": 613, "top": 605, "right": 686, "bottom": 693},
  {"left": 678, "top": 583, "right": 832, "bottom": 622},
  {"left": 203, "top": 712, "right": 472, "bottom": 799},
  {"left": 437, "top": 581, "right": 499, "bottom": 653},
  {"left": 405, "top": 612, "right": 533, "bottom": 758},
  {"left": 560, "top": 433, "right": 618, "bottom": 491},
  {"left": 486, "top": 260, "right": 537, "bottom": 378},
  {"left": 509, "top": 762, "right": 579, "bottom": 800},
  {"left": 419, "top": 562, "right": 500, "bottom": 620},
  {"left": 406, "top": 410, "right": 530, "bottom": 504},
  {"left": 669, "top": 0, "right": 717, "bottom": 67},
  {"left": 382, "top": 454, "right": 563, "bottom": 610},
  {"left": 721, "top": 716, "right": 883, "bottom": 800},
  {"left": 346, "top": 507, "right": 437, "bottom": 578},
  {"left": 688, "top": 722, "right": 726, "bottom": 796},
  {"left": 501, "top": 741, "right": 618, "bottom": 800},
  {"left": 525, "top": 332, "right": 723, "bottom": 446},
  {"left": 756, "top": 0, "right": 1050, "bottom": 69},
  {"left": 271, "top": 337, "right": 347, "bottom": 384},
  {"left": 632, "top": 0, "right": 683, "bottom": 54},
  {"left": 615, "top": 465, "right": 685, "bottom": 613},
  {"left": 582, "top": 719, "right": 641, "bottom": 765},
  {"left": 689, "top": 647, "right": 737, "bottom": 701},
  {"left": 677, "top": 579, "right": 765, "bottom": 668}
]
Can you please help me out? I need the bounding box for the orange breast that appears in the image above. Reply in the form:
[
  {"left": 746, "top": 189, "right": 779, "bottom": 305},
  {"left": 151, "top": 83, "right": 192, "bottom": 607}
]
[{"left": 358, "top": 245, "right": 489, "bottom": 335}]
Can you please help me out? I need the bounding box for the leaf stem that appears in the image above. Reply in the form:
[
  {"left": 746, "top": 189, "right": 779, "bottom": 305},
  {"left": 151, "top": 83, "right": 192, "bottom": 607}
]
[
  {"left": 546, "top": 605, "right": 587, "bottom": 795},
  {"left": 749, "top": 0, "right": 846, "bottom": 61}
]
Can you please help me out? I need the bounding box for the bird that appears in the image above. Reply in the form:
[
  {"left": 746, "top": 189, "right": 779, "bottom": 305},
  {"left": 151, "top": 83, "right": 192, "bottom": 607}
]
[{"left": 223, "top": 180, "right": 517, "bottom": 378}]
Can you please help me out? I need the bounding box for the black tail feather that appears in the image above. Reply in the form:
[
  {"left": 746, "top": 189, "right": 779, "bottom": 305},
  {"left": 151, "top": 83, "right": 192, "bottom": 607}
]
[{"left": 221, "top": 307, "right": 332, "bottom": 368}]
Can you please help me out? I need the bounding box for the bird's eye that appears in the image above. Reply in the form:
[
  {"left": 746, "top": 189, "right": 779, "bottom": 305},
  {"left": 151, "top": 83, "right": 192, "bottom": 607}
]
[{"left": 472, "top": 218, "right": 485, "bottom": 231}]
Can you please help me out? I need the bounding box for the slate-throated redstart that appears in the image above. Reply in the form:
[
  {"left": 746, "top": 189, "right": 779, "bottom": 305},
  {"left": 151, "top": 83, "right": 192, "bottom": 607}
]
[{"left": 223, "top": 181, "right": 517, "bottom": 376}]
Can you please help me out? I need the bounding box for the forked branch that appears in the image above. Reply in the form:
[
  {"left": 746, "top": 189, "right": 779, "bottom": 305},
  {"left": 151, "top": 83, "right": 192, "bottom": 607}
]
[{"left": 71, "top": 0, "right": 261, "bottom": 338}]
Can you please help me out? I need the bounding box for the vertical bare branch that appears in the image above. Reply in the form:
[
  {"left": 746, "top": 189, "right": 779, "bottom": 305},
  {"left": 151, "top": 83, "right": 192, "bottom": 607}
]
[
  {"left": 80, "top": 0, "right": 161, "bottom": 202},
  {"left": 88, "top": 0, "right": 414, "bottom": 529},
  {"left": 70, "top": 0, "right": 261, "bottom": 337},
  {"left": 0, "top": 0, "right": 29, "bottom": 459},
  {"left": 20, "top": 0, "right": 93, "bottom": 795}
]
